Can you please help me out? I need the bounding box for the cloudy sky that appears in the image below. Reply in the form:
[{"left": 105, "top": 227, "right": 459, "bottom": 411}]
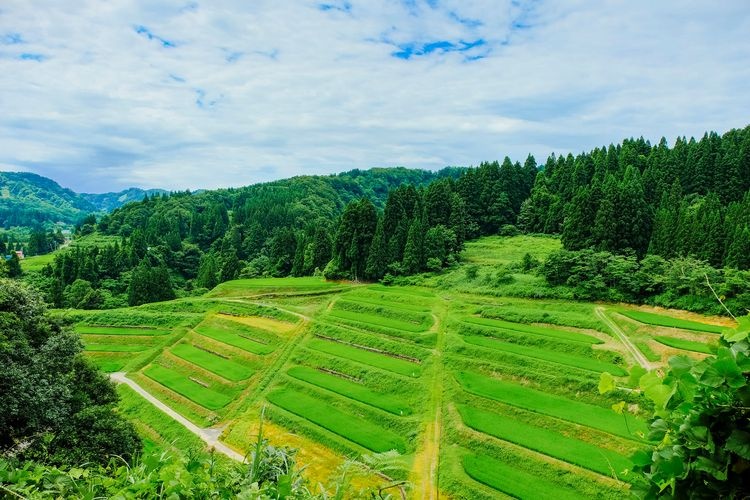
[{"left": 0, "top": 1, "right": 748, "bottom": 192}]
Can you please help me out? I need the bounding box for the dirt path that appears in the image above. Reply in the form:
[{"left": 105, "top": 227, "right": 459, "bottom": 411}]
[
  {"left": 411, "top": 305, "right": 445, "bottom": 499},
  {"left": 595, "top": 307, "right": 652, "bottom": 370},
  {"left": 109, "top": 372, "right": 245, "bottom": 463}
]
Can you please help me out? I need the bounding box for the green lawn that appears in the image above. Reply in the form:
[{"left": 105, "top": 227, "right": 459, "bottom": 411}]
[
  {"left": 117, "top": 385, "right": 207, "bottom": 455},
  {"left": 456, "top": 371, "right": 648, "bottom": 440},
  {"left": 635, "top": 341, "right": 661, "bottom": 362},
  {"left": 266, "top": 388, "right": 405, "bottom": 453},
  {"left": 84, "top": 344, "right": 150, "bottom": 352},
  {"left": 463, "top": 317, "right": 601, "bottom": 344},
  {"left": 306, "top": 338, "right": 421, "bottom": 378},
  {"left": 619, "top": 310, "right": 725, "bottom": 334},
  {"left": 208, "top": 277, "right": 343, "bottom": 297},
  {"left": 458, "top": 405, "right": 632, "bottom": 478},
  {"left": 461, "top": 235, "right": 562, "bottom": 266},
  {"left": 75, "top": 325, "right": 171, "bottom": 336},
  {"left": 462, "top": 453, "right": 581, "bottom": 500},
  {"left": 287, "top": 366, "right": 411, "bottom": 415},
  {"left": 462, "top": 336, "right": 626, "bottom": 375},
  {"left": 653, "top": 336, "right": 715, "bottom": 354},
  {"left": 88, "top": 358, "right": 128, "bottom": 372},
  {"left": 143, "top": 364, "right": 233, "bottom": 410},
  {"left": 171, "top": 344, "right": 254, "bottom": 381},
  {"left": 328, "top": 308, "right": 430, "bottom": 333},
  {"left": 195, "top": 320, "right": 276, "bottom": 355}
]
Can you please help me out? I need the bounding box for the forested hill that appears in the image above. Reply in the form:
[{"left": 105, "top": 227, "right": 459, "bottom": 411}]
[
  {"left": 521, "top": 126, "right": 750, "bottom": 267},
  {"left": 80, "top": 187, "right": 168, "bottom": 212},
  {"left": 0, "top": 172, "right": 96, "bottom": 227},
  {"left": 16, "top": 124, "right": 750, "bottom": 312},
  {"left": 0, "top": 171, "right": 166, "bottom": 228}
]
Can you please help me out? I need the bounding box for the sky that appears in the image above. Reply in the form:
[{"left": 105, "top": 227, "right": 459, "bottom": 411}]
[{"left": 0, "top": 1, "right": 748, "bottom": 193}]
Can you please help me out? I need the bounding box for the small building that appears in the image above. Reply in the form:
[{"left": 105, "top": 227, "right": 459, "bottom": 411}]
[{"left": 14, "top": 250, "right": 24, "bottom": 260}]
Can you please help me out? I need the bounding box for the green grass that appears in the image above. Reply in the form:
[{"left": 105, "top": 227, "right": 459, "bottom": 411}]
[
  {"left": 88, "top": 358, "right": 128, "bottom": 372},
  {"left": 458, "top": 405, "right": 632, "bottom": 478},
  {"left": 21, "top": 252, "right": 56, "bottom": 272},
  {"left": 653, "top": 336, "right": 715, "bottom": 354},
  {"left": 329, "top": 308, "right": 430, "bottom": 333},
  {"left": 463, "top": 317, "right": 601, "bottom": 344},
  {"left": 208, "top": 277, "right": 343, "bottom": 297},
  {"left": 619, "top": 310, "right": 725, "bottom": 334},
  {"left": 456, "top": 371, "right": 648, "bottom": 441},
  {"left": 266, "top": 388, "right": 405, "bottom": 453},
  {"left": 461, "top": 235, "right": 562, "bottom": 266},
  {"left": 635, "top": 341, "right": 661, "bottom": 362},
  {"left": 117, "top": 385, "right": 207, "bottom": 455},
  {"left": 462, "top": 336, "right": 626, "bottom": 375},
  {"left": 462, "top": 453, "right": 581, "bottom": 500},
  {"left": 75, "top": 325, "right": 171, "bottom": 336},
  {"left": 195, "top": 320, "right": 276, "bottom": 355},
  {"left": 287, "top": 366, "right": 411, "bottom": 416},
  {"left": 171, "top": 344, "right": 254, "bottom": 381},
  {"left": 143, "top": 364, "right": 233, "bottom": 410},
  {"left": 306, "top": 338, "right": 421, "bottom": 378},
  {"left": 84, "top": 344, "right": 150, "bottom": 352}
]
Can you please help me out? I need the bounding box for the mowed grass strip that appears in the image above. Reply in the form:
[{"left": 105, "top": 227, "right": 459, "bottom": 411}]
[
  {"left": 287, "top": 366, "right": 411, "bottom": 416},
  {"left": 307, "top": 338, "right": 420, "bottom": 378},
  {"left": 456, "top": 371, "right": 648, "bottom": 441},
  {"left": 463, "top": 317, "right": 601, "bottom": 344},
  {"left": 195, "top": 322, "right": 276, "bottom": 355},
  {"left": 171, "top": 344, "right": 253, "bottom": 381},
  {"left": 463, "top": 335, "right": 626, "bottom": 375},
  {"left": 619, "top": 310, "right": 725, "bottom": 334},
  {"left": 84, "top": 344, "right": 150, "bottom": 352},
  {"left": 144, "top": 365, "right": 232, "bottom": 410},
  {"left": 458, "top": 405, "right": 632, "bottom": 478},
  {"left": 654, "top": 336, "right": 714, "bottom": 354},
  {"left": 267, "top": 388, "right": 405, "bottom": 453},
  {"left": 328, "top": 308, "right": 430, "bottom": 333},
  {"left": 75, "top": 325, "right": 171, "bottom": 336},
  {"left": 462, "top": 453, "right": 581, "bottom": 500}
]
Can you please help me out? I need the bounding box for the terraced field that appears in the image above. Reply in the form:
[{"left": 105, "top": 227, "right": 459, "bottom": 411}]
[{"left": 80, "top": 241, "right": 726, "bottom": 499}]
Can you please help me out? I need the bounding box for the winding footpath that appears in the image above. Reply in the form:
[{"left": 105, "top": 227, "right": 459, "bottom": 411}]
[
  {"left": 109, "top": 372, "right": 245, "bottom": 462},
  {"left": 594, "top": 307, "right": 652, "bottom": 370}
]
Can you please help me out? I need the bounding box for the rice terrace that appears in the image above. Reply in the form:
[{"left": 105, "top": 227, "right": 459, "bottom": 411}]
[{"left": 65, "top": 235, "right": 731, "bottom": 499}]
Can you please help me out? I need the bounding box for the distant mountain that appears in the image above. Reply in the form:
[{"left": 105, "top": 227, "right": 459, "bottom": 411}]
[
  {"left": 80, "top": 188, "right": 167, "bottom": 212},
  {"left": 0, "top": 171, "right": 166, "bottom": 228}
]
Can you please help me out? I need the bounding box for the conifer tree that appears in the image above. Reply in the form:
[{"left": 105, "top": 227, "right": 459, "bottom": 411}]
[
  {"left": 402, "top": 218, "right": 424, "bottom": 274},
  {"left": 365, "top": 217, "right": 387, "bottom": 280}
]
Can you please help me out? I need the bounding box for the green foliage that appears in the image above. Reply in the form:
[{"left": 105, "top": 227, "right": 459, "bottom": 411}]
[
  {"left": 620, "top": 310, "right": 725, "bottom": 334},
  {"left": 267, "top": 388, "right": 406, "bottom": 454},
  {"left": 462, "top": 335, "right": 626, "bottom": 375},
  {"left": 143, "top": 364, "right": 233, "bottom": 410},
  {"left": 458, "top": 405, "right": 633, "bottom": 478},
  {"left": 0, "top": 279, "right": 141, "bottom": 465},
  {"left": 652, "top": 336, "right": 716, "bottom": 354},
  {"left": 306, "top": 338, "right": 421, "bottom": 378},
  {"left": 603, "top": 318, "right": 750, "bottom": 498},
  {"left": 456, "top": 371, "right": 648, "bottom": 440},
  {"left": 287, "top": 366, "right": 411, "bottom": 416},
  {"left": 462, "top": 453, "right": 582, "bottom": 500},
  {"left": 171, "top": 343, "right": 254, "bottom": 381}
]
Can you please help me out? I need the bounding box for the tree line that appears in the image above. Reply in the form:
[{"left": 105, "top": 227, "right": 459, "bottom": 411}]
[
  {"left": 15, "top": 125, "right": 750, "bottom": 308},
  {"left": 521, "top": 127, "right": 750, "bottom": 266}
]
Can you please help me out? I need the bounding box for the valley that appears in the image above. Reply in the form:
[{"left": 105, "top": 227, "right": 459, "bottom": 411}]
[{"left": 68, "top": 235, "right": 727, "bottom": 499}]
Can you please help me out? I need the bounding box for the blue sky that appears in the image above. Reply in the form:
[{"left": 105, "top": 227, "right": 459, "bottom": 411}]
[{"left": 0, "top": 0, "right": 748, "bottom": 192}]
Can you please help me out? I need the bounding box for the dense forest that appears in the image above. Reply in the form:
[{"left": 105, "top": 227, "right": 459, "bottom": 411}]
[
  {"left": 5, "top": 125, "right": 750, "bottom": 314},
  {"left": 0, "top": 171, "right": 164, "bottom": 229}
]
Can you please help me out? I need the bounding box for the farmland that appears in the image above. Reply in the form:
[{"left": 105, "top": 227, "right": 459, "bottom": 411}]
[{"left": 76, "top": 235, "right": 726, "bottom": 499}]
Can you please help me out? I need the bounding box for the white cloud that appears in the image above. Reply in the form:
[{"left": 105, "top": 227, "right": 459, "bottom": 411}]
[{"left": 0, "top": 0, "right": 748, "bottom": 191}]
